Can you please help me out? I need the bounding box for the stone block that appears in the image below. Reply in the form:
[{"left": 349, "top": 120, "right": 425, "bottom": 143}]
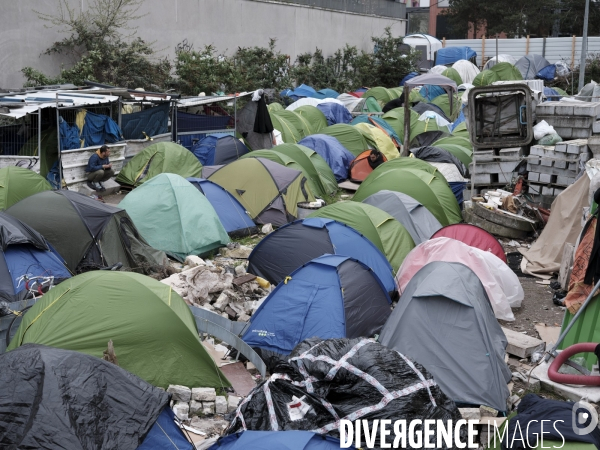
[
  {"left": 202, "top": 401, "right": 215, "bottom": 415},
  {"left": 192, "top": 387, "right": 216, "bottom": 402},
  {"left": 173, "top": 402, "right": 190, "bottom": 421},
  {"left": 167, "top": 385, "right": 192, "bottom": 402},
  {"left": 528, "top": 172, "right": 540, "bottom": 182},
  {"left": 189, "top": 400, "right": 203, "bottom": 416},
  {"left": 215, "top": 396, "right": 227, "bottom": 415},
  {"left": 227, "top": 395, "right": 241, "bottom": 413},
  {"left": 234, "top": 265, "right": 246, "bottom": 276},
  {"left": 219, "top": 245, "right": 253, "bottom": 259},
  {"left": 184, "top": 255, "right": 205, "bottom": 267}
]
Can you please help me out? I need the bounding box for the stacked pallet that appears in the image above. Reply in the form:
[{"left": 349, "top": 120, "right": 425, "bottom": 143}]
[
  {"left": 536, "top": 101, "right": 600, "bottom": 139},
  {"left": 527, "top": 140, "right": 590, "bottom": 198}
]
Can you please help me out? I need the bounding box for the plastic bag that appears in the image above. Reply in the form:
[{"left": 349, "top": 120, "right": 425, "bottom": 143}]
[
  {"left": 555, "top": 61, "right": 570, "bottom": 77},
  {"left": 533, "top": 120, "right": 556, "bottom": 140},
  {"left": 536, "top": 132, "right": 562, "bottom": 146}
]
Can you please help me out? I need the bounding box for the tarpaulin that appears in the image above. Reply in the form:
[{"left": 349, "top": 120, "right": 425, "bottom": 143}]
[
  {"left": 80, "top": 110, "right": 123, "bottom": 146},
  {"left": 121, "top": 103, "right": 170, "bottom": 140}
]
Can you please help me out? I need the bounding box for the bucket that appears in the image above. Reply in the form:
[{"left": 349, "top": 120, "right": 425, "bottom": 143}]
[{"left": 296, "top": 201, "right": 324, "bottom": 219}]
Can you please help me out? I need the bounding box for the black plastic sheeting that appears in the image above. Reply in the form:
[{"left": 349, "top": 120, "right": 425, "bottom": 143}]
[
  {"left": 411, "top": 146, "right": 469, "bottom": 177},
  {"left": 226, "top": 338, "right": 464, "bottom": 449},
  {"left": 0, "top": 344, "right": 169, "bottom": 449}
]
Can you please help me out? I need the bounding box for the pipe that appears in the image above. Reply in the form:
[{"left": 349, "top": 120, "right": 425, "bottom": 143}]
[{"left": 548, "top": 343, "right": 600, "bottom": 386}]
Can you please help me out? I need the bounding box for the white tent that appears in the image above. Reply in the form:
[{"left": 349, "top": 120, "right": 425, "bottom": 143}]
[{"left": 452, "top": 60, "right": 480, "bottom": 84}]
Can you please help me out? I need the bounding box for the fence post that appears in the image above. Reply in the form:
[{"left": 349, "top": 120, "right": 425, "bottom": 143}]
[
  {"left": 442, "top": 37, "right": 446, "bottom": 48},
  {"left": 571, "top": 35, "right": 576, "bottom": 71},
  {"left": 526, "top": 35, "right": 530, "bottom": 55},
  {"left": 481, "top": 35, "right": 485, "bottom": 68}
]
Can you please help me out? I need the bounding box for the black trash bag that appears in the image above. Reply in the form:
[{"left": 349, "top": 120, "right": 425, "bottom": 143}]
[
  {"left": 227, "top": 337, "right": 464, "bottom": 450},
  {"left": 0, "top": 344, "right": 169, "bottom": 449}
]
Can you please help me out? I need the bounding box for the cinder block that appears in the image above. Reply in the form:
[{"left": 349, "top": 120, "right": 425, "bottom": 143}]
[
  {"left": 528, "top": 172, "right": 540, "bottom": 182},
  {"left": 528, "top": 156, "right": 540, "bottom": 165},
  {"left": 593, "top": 121, "right": 600, "bottom": 134},
  {"left": 540, "top": 158, "right": 554, "bottom": 167},
  {"left": 471, "top": 161, "right": 521, "bottom": 174},
  {"left": 573, "top": 103, "right": 600, "bottom": 117},
  {"left": 555, "top": 127, "right": 573, "bottom": 139},
  {"left": 535, "top": 104, "right": 555, "bottom": 115},
  {"left": 566, "top": 140, "right": 588, "bottom": 154},
  {"left": 473, "top": 150, "right": 495, "bottom": 163},
  {"left": 529, "top": 184, "right": 542, "bottom": 195},
  {"left": 555, "top": 142, "right": 569, "bottom": 153},
  {"left": 539, "top": 173, "right": 552, "bottom": 183},
  {"left": 499, "top": 147, "right": 523, "bottom": 158},
  {"left": 555, "top": 104, "right": 574, "bottom": 116},
  {"left": 570, "top": 128, "right": 593, "bottom": 139},
  {"left": 472, "top": 173, "right": 492, "bottom": 184},
  {"left": 569, "top": 162, "right": 578, "bottom": 171},
  {"left": 555, "top": 159, "right": 567, "bottom": 169},
  {"left": 556, "top": 175, "right": 576, "bottom": 186},
  {"left": 542, "top": 116, "right": 594, "bottom": 128},
  {"left": 542, "top": 186, "right": 555, "bottom": 195}
]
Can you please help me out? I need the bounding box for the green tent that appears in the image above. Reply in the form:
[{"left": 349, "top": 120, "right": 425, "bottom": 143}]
[
  {"left": 442, "top": 67, "right": 463, "bottom": 86},
  {"left": 409, "top": 90, "right": 427, "bottom": 104},
  {"left": 319, "top": 124, "right": 370, "bottom": 157},
  {"left": 388, "top": 87, "right": 405, "bottom": 99},
  {"left": 473, "top": 70, "right": 501, "bottom": 87},
  {"left": 430, "top": 93, "right": 462, "bottom": 121},
  {"left": 203, "top": 157, "right": 315, "bottom": 226},
  {"left": 382, "top": 108, "right": 421, "bottom": 142},
  {"left": 119, "top": 173, "right": 229, "bottom": 261},
  {"left": 308, "top": 201, "right": 415, "bottom": 271},
  {"left": 295, "top": 105, "right": 328, "bottom": 133},
  {"left": 267, "top": 103, "right": 284, "bottom": 113},
  {"left": 353, "top": 123, "right": 399, "bottom": 161},
  {"left": 352, "top": 160, "right": 462, "bottom": 226},
  {"left": 363, "top": 96, "right": 383, "bottom": 113},
  {"left": 0, "top": 167, "right": 52, "bottom": 210},
  {"left": 490, "top": 62, "right": 523, "bottom": 81},
  {"left": 272, "top": 110, "right": 314, "bottom": 139},
  {"left": 270, "top": 113, "right": 302, "bottom": 143},
  {"left": 116, "top": 142, "right": 202, "bottom": 187},
  {"left": 452, "top": 122, "right": 469, "bottom": 137},
  {"left": 433, "top": 136, "right": 473, "bottom": 166},
  {"left": 363, "top": 87, "right": 398, "bottom": 107},
  {"left": 7, "top": 270, "right": 230, "bottom": 389}
]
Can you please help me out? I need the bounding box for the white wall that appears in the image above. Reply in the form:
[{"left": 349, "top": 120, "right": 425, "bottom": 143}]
[{"left": 1, "top": 0, "right": 406, "bottom": 89}]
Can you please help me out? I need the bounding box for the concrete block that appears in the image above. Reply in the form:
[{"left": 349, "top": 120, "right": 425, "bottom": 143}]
[
  {"left": 573, "top": 102, "right": 600, "bottom": 117},
  {"left": 554, "top": 187, "right": 565, "bottom": 196},
  {"left": 499, "top": 147, "right": 523, "bottom": 158},
  {"left": 192, "top": 387, "right": 216, "bottom": 402},
  {"left": 555, "top": 104, "right": 574, "bottom": 116},
  {"left": 566, "top": 139, "right": 588, "bottom": 154},
  {"left": 569, "top": 162, "right": 578, "bottom": 171},
  {"left": 593, "top": 121, "right": 600, "bottom": 134},
  {"left": 473, "top": 150, "right": 495, "bottom": 162},
  {"left": 529, "top": 184, "right": 542, "bottom": 195},
  {"left": 555, "top": 142, "right": 569, "bottom": 153},
  {"left": 555, "top": 159, "right": 567, "bottom": 169},
  {"left": 470, "top": 161, "right": 520, "bottom": 174},
  {"left": 556, "top": 175, "right": 576, "bottom": 186},
  {"left": 542, "top": 186, "right": 555, "bottom": 195},
  {"left": 528, "top": 172, "right": 540, "bottom": 182},
  {"left": 540, "top": 158, "right": 554, "bottom": 167},
  {"left": 539, "top": 173, "right": 552, "bottom": 183},
  {"left": 555, "top": 127, "right": 573, "bottom": 139},
  {"left": 215, "top": 396, "right": 227, "bottom": 415},
  {"left": 527, "top": 163, "right": 577, "bottom": 177},
  {"left": 535, "top": 103, "right": 555, "bottom": 115},
  {"left": 571, "top": 128, "right": 593, "bottom": 139},
  {"left": 167, "top": 385, "right": 192, "bottom": 402},
  {"left": 77, "top": 178, "right": 120, "bottom": 196},
  {"left": 540, "top": 115, "right": 595, "bottom": 128},
  {"left": 528, "top": 156, "right": 540, "bottom": 165},
  {"left": 227, "top": 395, "right": 241, "bottom": 413},
  {"left": 472, "top": 173, "right": 492, "bottom": 184}
]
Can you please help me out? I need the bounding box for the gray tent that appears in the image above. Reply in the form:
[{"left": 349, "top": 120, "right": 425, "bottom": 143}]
[
  {"left": 379, "top": 261, "right": 511, "bottom": 410},
  {"left": 362, "top": 190, "right": 442, "bottom": 244},
  {"left": 515, "top": 54, "right": 550, "bottom": 80}
]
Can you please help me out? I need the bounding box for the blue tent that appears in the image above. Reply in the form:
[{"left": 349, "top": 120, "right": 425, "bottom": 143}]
[
  {"left": 243, "top": 254, "right": 391, "bottom": 355},
  {"left": 316, "top": 103, "right": 352, "bottom": 125},
  {"left": 400, "top": 72, "right": 420, "bottom": 86},
  {"left": 350, "top": 115, "right": 401, "bottom": 146},
  {"left": 297, "top": 135, "right": 355, "bottom": 181},
  {"left": 0, "top": 211, "right": 71, "bottom": 302},
  {"left": 248, "top": 217, "right": 396, "bottom": 294},
  {"left": 137, "top": 407, "right": 193, "bottom": 450},
  {"left": 187, "top": 178, "right": 257, "bottom": 237},
  {"left": 209, "top": 431, "right": 351, "bottom": 450},
  {"left": 314, "top": 88, "right": 340, "bottom": 99},
  {"left": 280, "top": 84, "right": 319, "bottom": 101},
  {"left": 419, "top": 85, "right": 446, "bottom": 102},
  {"left": 543, "top": 87, "right": 561, "bottom": 102},
  {"left": 537, "top": 64, "right": 557, "bottom": 81},
  {"left": 191, "top": 133, "right": 249, "bottom": 166},
  {"left": 435, "top": 46, "right": 477, "bottom": 65}
]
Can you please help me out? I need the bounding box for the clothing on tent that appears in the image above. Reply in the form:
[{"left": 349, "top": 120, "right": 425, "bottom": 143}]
[
  {"left": 120, "top": 102, "right": 170, "bottom": 140},
  {"left": 58, "top": 117, "right": 81, "bottom": 150},
  {"left": 79, "top": 110, "right": 123, "bottom": 147},
  {"left": 253, "top": 92, "right": 274, "bottom": 133}
]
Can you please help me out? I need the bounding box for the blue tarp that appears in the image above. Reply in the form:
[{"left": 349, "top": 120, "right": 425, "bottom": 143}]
[
  {"left": 80, "top": 111, "right": 123, "bottom": 147},
  {"left": 419, "top": 85, "right": 446, "bottom": 102},
  {"left": 176, "top": 111, "right": 232, "bottom": 150},
  {"left": 208, "top": 431, "right": 352, "bottom": 450},
  {"left": 121, "top": 103, "right": 170, "bottom": 140},
  {"left": 543, "top": 87, "right": 561, "bottom": 102},
  {"left": 314, "top": 88, "right": 340, "bottom": 99},
  {"left": 137, "top": 407, "right": 193, "bottom": 450},
  {"left": 449, "top": 181, "right": 466, "bottom": 208},
  {"left": 537, "top": 64, "right": 556, "bottom": 81},
  {"left": 280, "top": 84, "right": 319, "bottom": 101},
  {"left": 59, "top": 118, "right": 80, "bottom": 151},
  {"left": 316, "top": 103, "right": 352, "bottom": 125},
  {"left": 350, "top": 115, "right": 401, "bottom": 146},
  {"left": 187, "top": 177, "right": 256, "bottom": 236},
  {"left": 400, "top": 72, "right": 420, "bottom": 86},
  {"left": 435, "top": 46, "right": 477, "bottom": 65},
  {"left": 298, "top": 135, "right": 355, "bottom": 181},
  {"left": 449, "top": 108, "right": 466, "bottom": 132}
]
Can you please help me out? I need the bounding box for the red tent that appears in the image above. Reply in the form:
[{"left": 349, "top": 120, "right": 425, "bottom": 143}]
[
  {"left": 431, "top": 223, "right": 506, "bottom": 262},
  {"left": 348, "top": 150, "right": 387, "bottom": 183}
]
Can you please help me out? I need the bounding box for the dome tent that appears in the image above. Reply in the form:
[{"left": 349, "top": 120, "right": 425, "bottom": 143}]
[
  {"left": 353, "top": 123, "right": 399, "bottom": 161},
  {"left": 7, "top": 271, "right": 231, "bottom": 389},
  {"left": 294, "top": 105, "right": 328, "bottom": 133},
  {"left": 247, "top": 217, "right": 396, "bottom": 294},
  {"left": 191, "top": 133, "right": 249, "bottom": 166},
  {"left": 116, "top": 142, "right": 202, "bottom": 187},
  {"left": 187, "top": 177, "right": 257, "bottom": 237},
  {"left": 203, "top": 158, "right": 315, "bottom": 227},
  {"left": 432, "top": 223, "right": 506, "bottom": 262},
  {"left": 297, "top": 134, "right": 355, "bottom": 182},
  {"left": 0, "top": 167, "right": 52, "bottom": 210},
  {"left": 380, "top": 261, "right": 511, "bottom": 411},
  {"left": 242, "top": 255, "right": 391, "bottom": 355},
  {"left": 319, "top": 124, "right": 369, "bottom": 157},
  {"left": 119, "top": 173, "right": 229, "bottom": 261},
  {"left": 6, "top": 190, "right": 167, "bottom": 274},
  {"left": 308, "top": 202, "right": 415, "bottom": 271}
]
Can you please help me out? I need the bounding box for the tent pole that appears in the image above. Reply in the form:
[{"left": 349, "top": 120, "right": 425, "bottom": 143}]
[{"left": 402, "top": 85, "right": 410, "bottom": 157}]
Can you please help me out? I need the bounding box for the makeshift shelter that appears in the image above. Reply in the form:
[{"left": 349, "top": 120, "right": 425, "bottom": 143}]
[
  {"left": 6, "top": 190, "right": 168, "bottom": 273},
  {"left": 0, "top": 212, "right": 71, "bottom": 302},
  {"left": 247, "top": 217, "right": 396, "bottom": 294},
  {"left": 435, "top": 46, "right": 477, "bottom": 65},
  {"left": 490, "top": 62, "right": 523, "bottom": 81},
  {"left": 243, "top": 255, "right": 391, "bottom": 355},
  {"left": 0, "top": 344, "right": 193, "bottom": 450},
  {"left": 319, "top": 124, "right": 370, "bottom": 157},
  {"left": 269, "top": 113, "right": 302, "bottom": 143},
  {"left": 348, "top": 150, "right": 388, "bottom": 183},
  {"left": 353, "top": 123, "right": 399, "bottom": 161},
  {"left": 203, "top": 158, "right": 314, "bottom": 226},
  {"left": 298, "top": 134, "right": 355, "bottom": 182},
  {"left": 316, "top": 102, "right": 353, "bottom": 125},
  {"left": 452, "top": 60, "right": 480, "bottom": 84},
  {"left": 515, "top": 54, "right": 551, "bottom": 80},
  {"left": 116, "top": 142, "right": 202, "bottom": 187},
  {"left": 363, "top": 190, "right": 442, "bottom": 244},
  {"left": 483, "top": 54, "right": 520, "bottom": 70},
  {"left": 272, "top": 110, "right": 315, "bottom": 138},
  {"left": 397, "top": 237, "right": 523, "bottom": 321},
  {"left": 432, "top": 223, "right": 506, "bottom": 262},
  {"left": 308, "top": 202, "right": 415, "bottom": 271},
  {"left": 187, "top": 177, "right": 257, "bottom": 237},
  {"left": 294, "top": 105, "right": 328, "bottom": 133},
  {"left": 472, "top": 69, "right": 501, "bottom": 87},
  {"left": 241, "top": 144, "right": 336, "bottom": 200},
  {"left": 119, "top": 174, "right": 230, "bottom": 261},
  {"left": 0, "top": 167, "right": 52, "bottom": 210},
  {"left": 210, "top": 431, "right": 348, "bottom": 450},
  {"left": 7, "top": 271, "right": 230, "bottom": 389},
  {"left": 191, "top": 133, "right": 249, "bottom": 166},
  {"left": 352, "top": 161, "right": 463, "bottom": 226},
  {"left": 380, "top": 261, "right": 512, "bottom": 411}
]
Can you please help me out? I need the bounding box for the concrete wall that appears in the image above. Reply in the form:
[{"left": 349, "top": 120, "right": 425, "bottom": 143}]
[{"left": 1, "top": 0, "right": 406, "bottom": 89}]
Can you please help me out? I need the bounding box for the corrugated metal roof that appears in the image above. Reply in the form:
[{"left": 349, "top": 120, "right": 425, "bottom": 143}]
[{"left": 177, "top": 91, "right": 254, "bottom": 108}]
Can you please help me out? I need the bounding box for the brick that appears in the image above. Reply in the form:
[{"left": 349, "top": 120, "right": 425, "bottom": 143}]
[
  {"left": 528, "top": 172, "right": 540, "bottom": 182},
  {"left": 556, "top": 175, "right": 576, "bottom": 186},
  {"left": 539, "top": 173, "right": 552, "bottom": 183},
  {"left": 555, "top": 104, "right": 574, "bottom": 115}
]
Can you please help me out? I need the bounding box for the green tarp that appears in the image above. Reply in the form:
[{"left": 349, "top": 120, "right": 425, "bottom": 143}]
[
  {"left": 318, "top": 124, "right": 370, "bottom": 157},
  {"left": 0, "top": 167, "right": 52, "bottom": 210},
  {"left": 116, "top": 142, "right": 202, "bottom": 187},
  {"left": 294, "top": 105, "right": 328, "bottom": 134},
  {"left": 119, "top": 173, "right": 229, "bottom": 261},
  {"left": 308, "top": 201, "right": 415, "bottom": 271},
  {"left": 7, "top": 270, "right": 230, "bottom": 389}
]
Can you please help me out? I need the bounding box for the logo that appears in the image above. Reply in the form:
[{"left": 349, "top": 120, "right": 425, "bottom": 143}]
[
  {"left": 572, "top": 401, "right": 599, "bottom": 436},
  {"left": 252, "top": 329, "right": 275, "bottom": 338}
]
